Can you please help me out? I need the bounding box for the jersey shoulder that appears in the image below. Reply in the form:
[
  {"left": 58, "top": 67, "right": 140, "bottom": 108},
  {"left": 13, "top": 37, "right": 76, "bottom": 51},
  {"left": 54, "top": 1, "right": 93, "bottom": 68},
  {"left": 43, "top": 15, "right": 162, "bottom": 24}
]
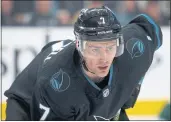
[
  {"left": 40, "top": 39, "right": 74, "bottom": 68},
  {"left": 35, "top": 39, "right": 82, "bottom": 107},
  {"left": 41, "top": 39, "right": 73, "bottom": 53},
  {"left": 126, "top": 13, "right": 163, "bottom": 50},
  {"left": 116, "top": 14, "right": 163, "bottom": 86},
  {"left": 119, "top": 13, "right": 163, "bottom": 68}
]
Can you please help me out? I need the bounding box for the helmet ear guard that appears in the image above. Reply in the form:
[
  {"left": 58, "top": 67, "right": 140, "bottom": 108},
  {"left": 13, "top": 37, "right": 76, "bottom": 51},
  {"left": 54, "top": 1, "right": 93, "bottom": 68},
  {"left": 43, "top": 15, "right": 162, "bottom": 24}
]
[
  {"left": 75, "top": 38, "right": 86, "bottom": 55},
  {"left": 115, "top": 42, "right": 124, "bottom": 57},
  {"left": 75, "top": 33, "right": 83, "bottom": 53},
  {"left": 115, "top": 35, "right": 124, "bottom": 57}
]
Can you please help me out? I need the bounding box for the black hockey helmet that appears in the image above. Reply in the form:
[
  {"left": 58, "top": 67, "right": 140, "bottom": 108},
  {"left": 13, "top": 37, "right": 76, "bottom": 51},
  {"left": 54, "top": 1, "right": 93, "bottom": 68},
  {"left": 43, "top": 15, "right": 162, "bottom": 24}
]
[{"left": 74, "top": 6, "right": 124, "bottom": 57}]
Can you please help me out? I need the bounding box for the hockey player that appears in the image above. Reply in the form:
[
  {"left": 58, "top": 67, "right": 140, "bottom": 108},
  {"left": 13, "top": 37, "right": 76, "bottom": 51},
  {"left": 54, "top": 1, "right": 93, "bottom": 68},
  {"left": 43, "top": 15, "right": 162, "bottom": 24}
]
[{"left": 4, "top": 6, "right": 162, "bottom": 120}]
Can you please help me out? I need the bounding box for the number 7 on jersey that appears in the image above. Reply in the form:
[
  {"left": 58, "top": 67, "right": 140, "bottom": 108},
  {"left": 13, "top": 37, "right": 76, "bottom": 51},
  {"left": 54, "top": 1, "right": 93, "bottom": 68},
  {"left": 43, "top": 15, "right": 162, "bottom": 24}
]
[{"left": 39, "top": 103, "right": 50, "bottom": 120}]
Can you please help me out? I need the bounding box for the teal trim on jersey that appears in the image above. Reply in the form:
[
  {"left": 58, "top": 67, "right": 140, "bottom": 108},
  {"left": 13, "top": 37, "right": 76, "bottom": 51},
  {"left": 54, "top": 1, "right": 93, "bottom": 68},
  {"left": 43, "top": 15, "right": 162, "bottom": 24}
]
[
  {"left": 108, "top": 63, "right": 114, "bottom": 86},
  {"left": 139, "top": 14, "right": 161, "bottom": 50},
  {"left": 83, "top": 64, "right": 114, "bottom": 91},
  {"left": 83, "top": 73, "right": 101, "bottom": 91},
  {"left": 139, "top": 76, "right": 144, "bottom": 84}
]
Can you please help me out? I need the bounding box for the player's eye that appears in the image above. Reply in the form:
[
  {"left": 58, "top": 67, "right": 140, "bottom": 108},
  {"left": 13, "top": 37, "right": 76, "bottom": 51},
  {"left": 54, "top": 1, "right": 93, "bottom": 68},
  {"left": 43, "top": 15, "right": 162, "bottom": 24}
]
[
  {"left": 108, "top": 47, "right": 113, "bottom": 50},
  {"left": 107, "top": 45, "right": 114, "bottom": 51},
  {"left": 92, "top": 48, "right": 99, "bottom": 53}
]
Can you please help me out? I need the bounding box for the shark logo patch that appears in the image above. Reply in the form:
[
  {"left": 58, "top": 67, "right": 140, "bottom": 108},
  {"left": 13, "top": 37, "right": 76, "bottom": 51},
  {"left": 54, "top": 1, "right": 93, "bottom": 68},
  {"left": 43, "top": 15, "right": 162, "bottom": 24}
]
[
  {"left": 126, "top": 38, "right": 145, "bottom": 58},
  {"left": 50, "top": 69, "right": 70, "bottom": 92}
]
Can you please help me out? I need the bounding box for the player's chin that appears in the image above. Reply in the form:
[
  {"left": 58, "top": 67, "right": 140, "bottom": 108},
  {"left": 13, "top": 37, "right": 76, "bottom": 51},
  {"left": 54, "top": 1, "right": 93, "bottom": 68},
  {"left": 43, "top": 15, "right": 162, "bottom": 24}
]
[{"left": 97, "top": 69, "right": 110, "bottom": 77}]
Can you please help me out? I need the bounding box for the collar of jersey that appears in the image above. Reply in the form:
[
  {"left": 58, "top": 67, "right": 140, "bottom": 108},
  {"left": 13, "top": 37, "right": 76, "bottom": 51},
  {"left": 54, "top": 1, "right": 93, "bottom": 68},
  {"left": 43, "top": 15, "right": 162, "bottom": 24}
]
[{"left": 82, "top": 64, "right": 114, "bottom": 91}]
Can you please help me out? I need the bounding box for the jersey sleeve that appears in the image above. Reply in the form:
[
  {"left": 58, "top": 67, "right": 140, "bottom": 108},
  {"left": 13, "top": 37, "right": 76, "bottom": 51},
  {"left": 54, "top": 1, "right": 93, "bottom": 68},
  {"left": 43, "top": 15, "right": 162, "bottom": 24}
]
[
  {"left": 128, "top": 13, "right": 163, "bottom": 51},
  {"left": 30, "top": 80, "right": 75, "bottom": 120},
  {"left": 4, "top": 41, "right": 56, "bottom": 101},
  {"left": 122, "top": 83, "right": 142, "bottom": 109},
  {"left": 115, "top": 82, "right": 142, "bottom": 121},
  {"left": 118, "top": 13, "right": 163, "bottom": 86},
  {"left": 4, "top": 51, "right": 44, "bottom": 120},
  {"left": 30, "top": 83, "right": 53, "bottom": 120},
  {"left": 4, "top": 41, "right": 60, "bottom": 120}
]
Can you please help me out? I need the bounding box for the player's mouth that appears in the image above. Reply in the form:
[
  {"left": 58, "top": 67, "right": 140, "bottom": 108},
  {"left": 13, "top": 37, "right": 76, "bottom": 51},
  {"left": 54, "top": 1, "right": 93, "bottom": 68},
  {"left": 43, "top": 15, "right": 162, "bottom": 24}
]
[{"left": 98, "top": 66, "right": 108, "bottom": 71}]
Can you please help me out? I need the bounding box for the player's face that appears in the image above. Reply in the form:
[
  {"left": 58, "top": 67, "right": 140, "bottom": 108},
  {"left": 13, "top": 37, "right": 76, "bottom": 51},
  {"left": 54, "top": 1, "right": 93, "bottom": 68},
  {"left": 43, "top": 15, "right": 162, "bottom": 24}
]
[{"left": 83, "top": 40, "right": 117, "bottom": 77}]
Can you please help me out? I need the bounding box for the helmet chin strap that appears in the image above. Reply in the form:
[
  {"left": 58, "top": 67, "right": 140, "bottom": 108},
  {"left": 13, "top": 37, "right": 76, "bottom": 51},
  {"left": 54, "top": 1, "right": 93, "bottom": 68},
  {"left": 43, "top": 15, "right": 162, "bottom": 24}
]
[
  {"left": 76, "top": 46, "right": 95, "bottom": 74},
  {"left": 81, "top": 59, "right": 105, "bottom": 83},
  {"left": 77, "top": 44, "right": 103, "bottom": 78},
  {"left": 82, "top": 59, "right": 96, "bottom": 74},
  {"left": 77, "top": 49, "right": 106, "bottom": 83}
]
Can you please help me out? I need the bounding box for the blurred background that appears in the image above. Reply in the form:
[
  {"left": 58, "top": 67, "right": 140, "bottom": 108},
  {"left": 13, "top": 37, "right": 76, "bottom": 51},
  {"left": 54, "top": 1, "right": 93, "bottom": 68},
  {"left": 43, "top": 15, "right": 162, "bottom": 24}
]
[
  {"left": 1, "top": 1, "right": 170, "bottom": 26},
  {"left": 1, "top": 0, "right": 170, "bottom": 120}
]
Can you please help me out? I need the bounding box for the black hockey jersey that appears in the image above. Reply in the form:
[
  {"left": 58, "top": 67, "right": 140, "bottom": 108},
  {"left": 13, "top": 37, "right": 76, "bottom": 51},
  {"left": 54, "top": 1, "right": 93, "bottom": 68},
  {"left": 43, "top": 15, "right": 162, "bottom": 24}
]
[{"left": 4, "top": 14, "right": 162, "bottom": 121}]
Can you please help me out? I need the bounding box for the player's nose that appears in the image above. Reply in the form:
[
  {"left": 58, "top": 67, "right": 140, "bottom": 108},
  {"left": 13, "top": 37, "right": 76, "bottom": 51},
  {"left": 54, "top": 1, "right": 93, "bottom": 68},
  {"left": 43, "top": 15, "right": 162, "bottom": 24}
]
[{"left": 99, "top": 51, "right": 108, "bottom": 63}]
